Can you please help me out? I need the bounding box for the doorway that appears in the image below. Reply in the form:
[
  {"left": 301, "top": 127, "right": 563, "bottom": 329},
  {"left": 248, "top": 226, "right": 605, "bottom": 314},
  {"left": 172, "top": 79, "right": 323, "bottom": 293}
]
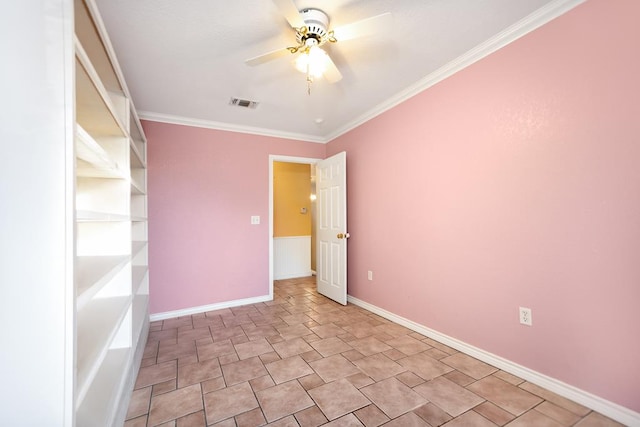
[{"left": 268, "top": 155, "right": 320, "bottom": 299}]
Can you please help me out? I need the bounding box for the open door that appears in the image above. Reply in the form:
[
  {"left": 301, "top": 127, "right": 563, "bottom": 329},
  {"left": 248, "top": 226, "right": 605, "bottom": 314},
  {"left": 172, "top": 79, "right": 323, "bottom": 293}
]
[{"left": 316, "top": 151, "right": 348, "bottom": 304}]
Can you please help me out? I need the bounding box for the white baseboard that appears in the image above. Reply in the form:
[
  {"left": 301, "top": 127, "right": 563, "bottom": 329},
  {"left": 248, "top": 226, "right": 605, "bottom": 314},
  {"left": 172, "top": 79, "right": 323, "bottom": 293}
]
[
  {"left": 347, "top": 295, "right": 640, "bottom": 426},
  {"left": 149, "top": 294, "right": 272, "bottom": 321}
]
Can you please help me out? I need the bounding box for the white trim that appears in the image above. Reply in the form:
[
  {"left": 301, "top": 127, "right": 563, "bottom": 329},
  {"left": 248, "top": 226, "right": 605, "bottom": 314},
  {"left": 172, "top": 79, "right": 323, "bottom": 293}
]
[
  {"left": 138, "top": 111, "right": 326, "bottom": 144},
  {"left": 324, "top": 0, "right": 586, "bottom": 142},
  {"left": 149, "top": 295, "right": 271, "bottom": 321},
  {"left": 347, "top": 295, "right": 640, "bottom": 426},
  {"left": 137, "top": 0, "right": 585, "bottom": 145}
]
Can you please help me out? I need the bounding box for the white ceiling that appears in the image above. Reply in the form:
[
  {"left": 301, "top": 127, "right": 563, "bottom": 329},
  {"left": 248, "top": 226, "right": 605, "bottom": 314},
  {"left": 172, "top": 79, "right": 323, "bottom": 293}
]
[{"left": 94, "top": 0, "right": 581, "bottom": 143}]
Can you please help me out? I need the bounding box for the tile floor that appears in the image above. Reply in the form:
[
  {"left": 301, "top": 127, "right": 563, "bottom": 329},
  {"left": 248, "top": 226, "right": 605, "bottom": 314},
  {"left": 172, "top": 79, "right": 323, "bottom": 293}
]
[{"left": 125, "top": 277, "right": 623, "bottom": 427}]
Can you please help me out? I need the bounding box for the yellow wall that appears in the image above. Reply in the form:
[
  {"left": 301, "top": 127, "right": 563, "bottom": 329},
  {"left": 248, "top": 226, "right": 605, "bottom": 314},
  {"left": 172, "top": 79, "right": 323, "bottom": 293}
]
[{"left": 274, "top": 162, "right": 311, "bottom": 237}]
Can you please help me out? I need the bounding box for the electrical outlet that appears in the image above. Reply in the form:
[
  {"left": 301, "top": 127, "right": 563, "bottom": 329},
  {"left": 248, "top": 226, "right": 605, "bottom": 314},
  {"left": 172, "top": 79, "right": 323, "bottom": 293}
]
[
  {"left": 519, "top": 307, "right": 532, "bottom": 326},
  {"left": 367, "top": 270, "right": 373, "bottom": 281}
]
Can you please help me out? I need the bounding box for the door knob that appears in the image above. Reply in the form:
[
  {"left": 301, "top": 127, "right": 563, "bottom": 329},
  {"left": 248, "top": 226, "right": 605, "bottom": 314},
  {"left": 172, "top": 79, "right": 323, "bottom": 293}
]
[
  {"left": 337, "top": 233, "right": 344, "bottom": 239},
  {"left": 337, "top": 233, "right": 350, "bottom": 239}
]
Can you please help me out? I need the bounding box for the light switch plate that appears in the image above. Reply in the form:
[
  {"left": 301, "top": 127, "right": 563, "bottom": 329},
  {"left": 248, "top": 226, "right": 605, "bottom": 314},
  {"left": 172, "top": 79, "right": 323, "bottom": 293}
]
[{"left": 251, "top": 216, "right": 260, "bottom": 225}]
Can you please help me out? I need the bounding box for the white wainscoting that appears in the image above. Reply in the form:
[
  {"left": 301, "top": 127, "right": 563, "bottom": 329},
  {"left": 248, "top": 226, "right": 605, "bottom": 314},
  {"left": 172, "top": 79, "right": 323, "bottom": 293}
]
[{"left": 274, "top": 236, "right": 312, "bottom": 280}]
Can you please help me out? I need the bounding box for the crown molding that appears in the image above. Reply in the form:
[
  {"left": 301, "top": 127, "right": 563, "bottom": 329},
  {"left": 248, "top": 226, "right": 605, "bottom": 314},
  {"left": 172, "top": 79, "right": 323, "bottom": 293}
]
[
  {"left": 140, "top": 0, "right": 585, "bottom": 145},
  {"left": 138, "top": 111, "right": 327, "bottom": 144},
  {"left": 324, "top": 0, "right": 586, "bottom": 142}
]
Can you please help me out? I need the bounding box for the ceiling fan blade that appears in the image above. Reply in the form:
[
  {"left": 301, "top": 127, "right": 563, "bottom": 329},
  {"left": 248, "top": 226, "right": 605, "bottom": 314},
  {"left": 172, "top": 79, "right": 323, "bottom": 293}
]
[
  {"left": 245, "top": 48, "right": 290, "bottom": 66},
  {"left": 272, "top": 0, "right": 305, "bottom": 28},
  {"left": 324, "top": 54, "right": 343, "bottom": 83},
  {"left": 331, "top": 12, "right": 392, "bottom": 42}
]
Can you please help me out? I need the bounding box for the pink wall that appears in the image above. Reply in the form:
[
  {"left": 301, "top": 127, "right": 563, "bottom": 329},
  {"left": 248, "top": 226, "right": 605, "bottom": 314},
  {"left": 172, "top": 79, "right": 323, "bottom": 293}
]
[
  {"left": 144, "top": 121, "right": 325, "bottom": 314},
  {"left": 327, "top": 0, "right": 640, "bottom": 412}
]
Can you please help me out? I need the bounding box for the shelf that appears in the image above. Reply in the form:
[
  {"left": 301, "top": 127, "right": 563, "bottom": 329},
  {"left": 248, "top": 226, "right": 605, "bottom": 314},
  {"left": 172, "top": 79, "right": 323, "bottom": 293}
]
[
  {"left": 132, "top": 266, "right": 149, "bottom": 296},
  {"left": 77, "top": 210, "right": 130, "bottom": 222},
  {"left": 76, "top": 295, "right": 132, "bottom": 407},
  {"left": 75, "top": 38, "right": 127, "bottom": 138},
  {"left": 132, "top": 241, "right": 148, "bottom": 258},
  {"left": 130, "top": 140, "right": 146, "bottom": 168},
  {"left": 76, "top": 347, "right": 131, "bottom": 426},
  {"left": 132, "top": 294, "right": 150, "bottom": 345},
  {"left": 76, "top": 255, "right": 129, "bottom": 308},
  {"left": 76, "top": 125, "right": 127, "bottom": 179}
]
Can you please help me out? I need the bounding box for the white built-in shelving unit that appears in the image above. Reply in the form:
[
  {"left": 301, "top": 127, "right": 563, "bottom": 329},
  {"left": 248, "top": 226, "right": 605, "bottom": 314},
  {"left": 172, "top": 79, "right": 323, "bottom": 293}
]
[{"left": 74, "top": 0, "right": 149, "bottom": 424}]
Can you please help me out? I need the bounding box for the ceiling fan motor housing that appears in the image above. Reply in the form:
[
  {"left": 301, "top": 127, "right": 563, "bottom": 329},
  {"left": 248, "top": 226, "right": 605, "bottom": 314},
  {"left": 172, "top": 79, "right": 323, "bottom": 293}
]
[{"left": 297, "top": 8, "right": 330, "bottom": 46}]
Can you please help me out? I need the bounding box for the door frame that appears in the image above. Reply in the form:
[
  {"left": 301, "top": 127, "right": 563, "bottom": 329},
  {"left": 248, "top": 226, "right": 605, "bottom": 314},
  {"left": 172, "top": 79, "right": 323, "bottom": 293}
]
[{"left": 268, "top": 155, "right": 322, "bottom": 299}]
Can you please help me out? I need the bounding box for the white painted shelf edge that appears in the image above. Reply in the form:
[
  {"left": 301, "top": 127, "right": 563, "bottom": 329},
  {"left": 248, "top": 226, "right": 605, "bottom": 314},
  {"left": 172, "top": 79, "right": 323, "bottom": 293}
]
[
  {"left": 76, "top": 347, "right": 131, "bottom": 426},
  {"left": 76, "top": 255, "right": 129, "bottom": 309},
  {"left": 76, "top": 295, "right": 132, "bottom": 408},
  {"left": 76, "top": 125, "right": 128, "bottom": 179},
  {"left": 75, "top": 36, "right": 128, "bottom": 136}
]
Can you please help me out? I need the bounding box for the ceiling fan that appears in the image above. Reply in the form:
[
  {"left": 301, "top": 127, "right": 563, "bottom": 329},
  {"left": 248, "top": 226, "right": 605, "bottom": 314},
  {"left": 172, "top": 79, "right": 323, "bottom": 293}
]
[{"left": 246, "top": 0, "right": 392, "bottom": 92}]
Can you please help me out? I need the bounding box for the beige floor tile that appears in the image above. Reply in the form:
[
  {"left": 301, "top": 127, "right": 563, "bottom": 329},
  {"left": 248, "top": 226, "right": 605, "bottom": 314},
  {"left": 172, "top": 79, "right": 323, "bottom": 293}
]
[
  {"left": 310, "top": 323, "right": 347, "bottom": 338},
  {"left": 298, "top": 373, "right": 325, "bottom": 390},
  {"left": 309, "top": 336, "right": 353, "bottom": 357},
  {"left": 413, "top": 402, "right": 453, "bottom": 426},
  {"left": 414, "top": 376, "right": 484, "bottom": 417},
  {"left": 124, "top": 415, "right": 147, "bottom": 427},
  {"left": 265, "top": 415, "right": 300, "bottom": 426},
  {"left": 196, "top": 340, "right": 235, "bottom": 361},
  {"left": 397, "top": 351, "right": 454, "bottom": 381},
  {"left": 221, "top": 356, "right": 268, "bottom": 386},
  {"left": 467, "top": 376, "right": 542, "bottom": 416},
  {"left": 153, "top": 379, "right": 177, "bottom": 396},
  {"left": 441, "top": 353, "right": 498, "bottom": 380},
  {"left": 210, "top": 325, "right": 245, "bottom": 341},
  {"left": 294, "top": 405, "right": 329, "bottom": 427},
  {"left": 349, "top": 336, "right": 393, "bottom": 356},
  {"left": 177, "top": 358, "right": 221, "bottom": 388},
  {"left": 346, "top": 372, "right": 375, "bottom": 389},
  {"left": 518, "top": 382, "right": 590, "bottom": 416},
  {"left": 176, "top": 410, "right": 206, "bottom": 427},
  {"left": 256, "top": 380, "right": 315, "bottom": 422},
  {"left": 249, "top": 374, "right": 275, "bottom": 392},
  {"left": 234, "top": 337, "right": 274, "bottom": 360},
  {"left": 126, "top": 386, "right": 151, "bottom": 420},
  {"left": 505, "top": 409, "right": 563, "bottom": 427},
  {"left": 235, "top": 407, "right": 267, "bottom": 427},
  {"left": 574, "top": 412, "right": 625, "bottom": 427},
  {"left": 309, "top": 354, "right": 362, "bottom": 383},
  {"left": 203, "top": 382, "right": 259, "bottom": 424},
  {"left": 385, "top": 335, "right": 433, "bottom": 356},
  {"left": 308, "top": 378, "right": 371, "bottom": 420},
  {"left": 130, "top": 278, "right": 622, "bottom": 427},
  {"left": 361, "top": 377, "right": 427, "bottom": 419},
  {"left": 474, "top": 401, "right": 516, "bottom": 426},
  {"left": 276, "top": 323, "right": 313, "bottom": 340},
  {"left": 492, "top": 370, "right": 523, "bottom": 386},
  {"left": 534, "top": 401, "right": 582, "bottom": 426},
  {"left": 384, "top": 411, "right": 431, "bottom": 427},
  {"left": 271, "top": 337, "right": 314, "bottom": 358},
  {"left": 265, "top": 355, "right": 314, "bottom": 384},
  {"left": 352, "top": 353, "right": 406, "bottom": 381},
  {"left": 354, "top": 404, "right": 389, "bottom": 427},
  {"left": 148, "top": 384, "right": 203, "bottom": 426},
  {"left": 443, "top": 410, "right": 498, "bottom": 426},
  {"left": 395, "top": 371, "right": 425, "bottom": 387},
  {"left": 323, "top": 413, "right": 365, "bottom": 426},
  {"left": 135, "top": 360, "right": 177, "bottom": 389},
  {"left": 443, "top": 370, "right": 475, "bottom": 387},
  {"left": 157, "top": 341, "right": 197, "bottom": 363}
]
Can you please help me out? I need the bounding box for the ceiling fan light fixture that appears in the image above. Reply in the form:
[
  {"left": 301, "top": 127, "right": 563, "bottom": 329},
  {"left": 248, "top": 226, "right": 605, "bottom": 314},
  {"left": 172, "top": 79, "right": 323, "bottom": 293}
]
[{"left": 295, "top": 45, "right": 328, "bottom": 78}]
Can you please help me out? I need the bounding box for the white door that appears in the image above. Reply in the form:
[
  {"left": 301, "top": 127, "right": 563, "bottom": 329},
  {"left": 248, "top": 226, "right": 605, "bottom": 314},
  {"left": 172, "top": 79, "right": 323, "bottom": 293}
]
[{"left": 316, "top": 151, "right": 348, "bottom": 304}]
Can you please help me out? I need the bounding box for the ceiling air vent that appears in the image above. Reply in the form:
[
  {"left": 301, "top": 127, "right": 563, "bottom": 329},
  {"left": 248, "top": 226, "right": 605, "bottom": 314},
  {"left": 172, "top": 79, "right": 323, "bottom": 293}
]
[{"left": 229, "top": 97, "right": 259, "bottom": 109}]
